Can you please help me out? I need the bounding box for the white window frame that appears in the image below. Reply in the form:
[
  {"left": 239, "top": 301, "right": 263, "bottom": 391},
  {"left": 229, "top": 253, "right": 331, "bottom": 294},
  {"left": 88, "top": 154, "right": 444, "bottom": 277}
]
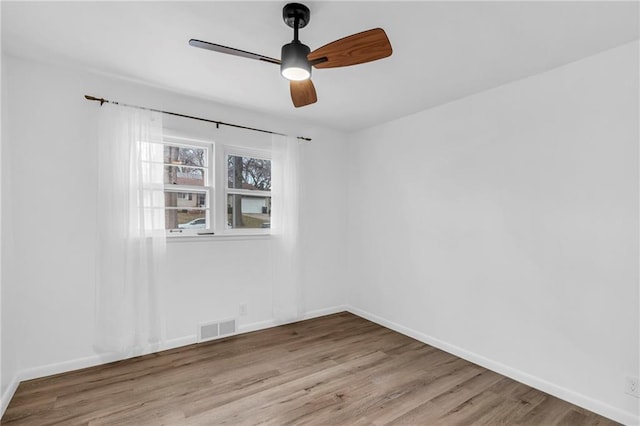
[
  {"left": 162, "top": 135, "right": 215, "bottom": 237},
  {"left": 216, "top": 145, "right": 272, "bottom": 236}
]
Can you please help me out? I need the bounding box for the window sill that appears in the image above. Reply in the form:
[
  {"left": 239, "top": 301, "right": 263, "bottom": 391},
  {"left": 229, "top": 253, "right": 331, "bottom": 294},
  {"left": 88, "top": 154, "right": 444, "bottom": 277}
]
[{"left": 167, "top": 232, "right": 271, "bottom": 243}]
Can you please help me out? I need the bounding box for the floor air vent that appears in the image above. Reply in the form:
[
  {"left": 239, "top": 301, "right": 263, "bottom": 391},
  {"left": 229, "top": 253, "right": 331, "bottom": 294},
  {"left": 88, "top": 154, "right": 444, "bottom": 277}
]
[
  {"left": 219, "top": 319, "right": 236, "bottom": 336},
  {"left": 198, "top": 318, "right": 237, "bottom": 343}
]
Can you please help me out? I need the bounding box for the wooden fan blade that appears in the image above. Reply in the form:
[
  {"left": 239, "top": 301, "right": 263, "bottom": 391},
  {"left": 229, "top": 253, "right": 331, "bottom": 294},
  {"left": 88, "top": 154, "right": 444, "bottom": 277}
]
[
  {"left": 307, "top": 28, "right": 392, "bottom": 69},
  {"left": 189, "top": 39, "right": 281, "bottom": 65},
  {"left": 290, "top": 80, "right": 317, "bottom": 108}
]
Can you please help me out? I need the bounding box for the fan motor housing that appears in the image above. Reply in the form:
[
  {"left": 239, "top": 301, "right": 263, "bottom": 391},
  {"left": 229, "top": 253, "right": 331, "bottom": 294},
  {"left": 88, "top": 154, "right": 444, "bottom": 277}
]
[
  {"left": 281, "top": 40, "right": 312, "bottom": 80},
  {"left": 283, "top": 3, "right": 310, "bottom": 28}
]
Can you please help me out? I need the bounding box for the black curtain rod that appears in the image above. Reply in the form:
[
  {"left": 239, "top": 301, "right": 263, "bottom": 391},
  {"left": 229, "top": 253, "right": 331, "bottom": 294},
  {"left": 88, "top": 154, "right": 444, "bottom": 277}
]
[{"left": 84, "top": 95, "right": 312, "bottom": 142}]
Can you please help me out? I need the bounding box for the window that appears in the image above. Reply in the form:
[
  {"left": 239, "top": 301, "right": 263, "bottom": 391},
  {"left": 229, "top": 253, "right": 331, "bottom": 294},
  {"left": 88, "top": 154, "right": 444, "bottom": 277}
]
[
  {"left": 162, "top": 139, "right": 212, "bottom": 235},
  {"left": 156, "top": 137, "right": 272, "bottom": 237},
  {"left": 226, "top": 152, "right": 271, "bottom": 230}
]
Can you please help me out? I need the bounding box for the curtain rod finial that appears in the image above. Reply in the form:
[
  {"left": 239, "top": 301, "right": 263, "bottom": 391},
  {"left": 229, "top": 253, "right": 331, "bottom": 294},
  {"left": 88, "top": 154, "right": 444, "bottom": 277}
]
[{"left": 84, "top": 95, "right": 107, "bottom": 106}]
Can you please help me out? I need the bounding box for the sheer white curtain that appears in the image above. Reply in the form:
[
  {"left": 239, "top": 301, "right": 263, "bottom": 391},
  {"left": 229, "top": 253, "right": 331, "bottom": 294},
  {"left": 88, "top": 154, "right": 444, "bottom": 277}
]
[
  {"left": 95, "top": 104, "right": 166, "bottom": 355},
  {"left": 271, "top": 135, "right": 303, "bottom": 322}
]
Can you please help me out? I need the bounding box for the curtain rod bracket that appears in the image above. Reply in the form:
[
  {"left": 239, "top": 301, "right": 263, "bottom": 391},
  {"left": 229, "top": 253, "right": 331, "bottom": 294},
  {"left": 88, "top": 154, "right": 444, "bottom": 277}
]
[{"left": 84, "top": 94, "right": 312, "bottom": 141}]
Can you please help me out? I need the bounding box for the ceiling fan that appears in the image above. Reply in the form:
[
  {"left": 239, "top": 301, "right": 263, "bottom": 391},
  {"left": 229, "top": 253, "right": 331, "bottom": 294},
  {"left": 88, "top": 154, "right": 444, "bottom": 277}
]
[{"left": 189, "top": 3, "right": 393, "bottom": 108}]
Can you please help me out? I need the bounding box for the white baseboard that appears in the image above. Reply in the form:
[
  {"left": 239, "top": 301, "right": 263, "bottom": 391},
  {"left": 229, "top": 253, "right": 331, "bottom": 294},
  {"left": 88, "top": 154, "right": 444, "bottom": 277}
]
[
  {"left": 238, "top": 318, "right": 277, "bottom": 334},
  {"left": 1, "top": 376, "right": 20, "bottom": 419},
  {"left": 14, "top": 334, "right": 199, "bottom": 386},
  {"left": 161, "top": 335, "right": 198, "bottom": 351},
  {"left": 346, "top": 305, "right": 639, "bottom": 426},
  {"left": 304, "top": 305, "right": 348, "bottom": 320},
  {"left": 236, "top": 305, "right": 348, "bottom": 334}
]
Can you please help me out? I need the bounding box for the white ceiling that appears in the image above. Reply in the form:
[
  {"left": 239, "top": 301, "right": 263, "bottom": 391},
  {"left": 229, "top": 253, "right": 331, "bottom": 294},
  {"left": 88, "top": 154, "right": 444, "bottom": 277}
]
[{"left": 2, "top": 1, "right": 638, "bottom": 131}]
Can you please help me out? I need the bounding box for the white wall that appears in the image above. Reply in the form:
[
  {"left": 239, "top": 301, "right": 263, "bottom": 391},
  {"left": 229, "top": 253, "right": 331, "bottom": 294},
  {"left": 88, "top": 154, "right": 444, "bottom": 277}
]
[
  {"left": 1, "top": 53, "right": 18, "bottom": 413},
  {"left": 0, "top": 7, "right": 4, "bottom": 411},
  {"left": 347, "top": 41, "right": 639, "bottom": 424},
  {"left": 1, "top": 54, "right": 348, "bottom": 400}
]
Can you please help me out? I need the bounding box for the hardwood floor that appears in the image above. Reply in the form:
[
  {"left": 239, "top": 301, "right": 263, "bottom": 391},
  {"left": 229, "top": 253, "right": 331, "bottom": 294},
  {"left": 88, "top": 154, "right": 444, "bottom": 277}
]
[{"left": 2, "top": 312, "right": 618, "bottom": 425}]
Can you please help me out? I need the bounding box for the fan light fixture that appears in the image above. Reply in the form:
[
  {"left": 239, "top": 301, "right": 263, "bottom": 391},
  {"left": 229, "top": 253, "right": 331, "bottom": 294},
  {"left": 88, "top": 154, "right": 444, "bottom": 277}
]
[
  {"left": 281, "top": 41, "right": 311, "bottom": 81},
  {"left": 189, "top": 2, "right": 393, "bottom": 108}
]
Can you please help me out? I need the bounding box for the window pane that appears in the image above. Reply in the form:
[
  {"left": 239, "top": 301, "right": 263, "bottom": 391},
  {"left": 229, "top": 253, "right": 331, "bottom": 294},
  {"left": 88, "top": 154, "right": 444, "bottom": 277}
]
[
  {"left": 165, "top": 190, "right": 208, "bottom": 230},
  {"left": 164, "top": 165, "right": 205, "bottom": 186},
  {"left": 227, "top": 195, "right": 271, "bottom": 229},
  {"left": 227, "top": 155, "right": 271, "bottom": 191},
  {"left": 165, "top": 191, "right": 207, "bottom": 208},
  {"left": 164, "top": 145, "right": 207, "bottom": 186},
  {"left": 165, "top": 209, "right": 207, "bottom": 230},
  {"left": 164, "top": 145, "right": 207, "bottom": 166}
]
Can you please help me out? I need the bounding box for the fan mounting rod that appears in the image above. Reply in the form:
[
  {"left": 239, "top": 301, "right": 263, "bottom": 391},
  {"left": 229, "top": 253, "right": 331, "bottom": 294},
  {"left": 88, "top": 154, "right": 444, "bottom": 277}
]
[{"left": 283, "top": 3, "right": 310, "bottom": 42}]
